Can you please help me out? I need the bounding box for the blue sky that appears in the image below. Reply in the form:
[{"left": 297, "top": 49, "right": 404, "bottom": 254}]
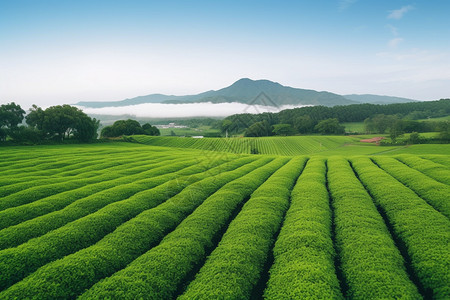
[{"left": 1, "top": 0, "right": 449, "bottom": 108}]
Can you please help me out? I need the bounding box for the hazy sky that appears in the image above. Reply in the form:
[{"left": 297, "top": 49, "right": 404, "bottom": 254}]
[{"left": 1, "top": 0, "right": 449, "bottom": 109}]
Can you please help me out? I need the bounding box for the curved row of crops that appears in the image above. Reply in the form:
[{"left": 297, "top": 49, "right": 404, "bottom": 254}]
[
  {"left": 130, "top": 135, "right": 357, "bottom": 156},
  {"left": 0, "top": 143, "right": 449, "bottom": 299}
]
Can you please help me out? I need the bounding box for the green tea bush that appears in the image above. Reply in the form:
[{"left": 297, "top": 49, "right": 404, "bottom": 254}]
[
  {"left": 395, "top": 154, "right": 450, "bottom": 185},
  {"left": 179, "top": 157, "right": 306, "bottom": 299},
  {"left": 0, "top": 157, "right": 267, "bottom": 298},
  {"left": 327, "top": 156, "right": 420, "bottom": 299},
  {"left": 351, "top": 157, "right": 450, "bottom": 298},
  {"left": 263, "top": 158, "right": 343, "bottom": 299},
  {"left": 372, "top": 156, "right": 450, "bottom": 218}
]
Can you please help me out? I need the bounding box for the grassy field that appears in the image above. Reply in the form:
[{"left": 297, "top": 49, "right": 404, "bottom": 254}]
[
  {"left": 130, "top": 134, "right": 449, "bottom": 156},
  {"left": 0, "top": 142, "right": 449, "bottom": 299}
]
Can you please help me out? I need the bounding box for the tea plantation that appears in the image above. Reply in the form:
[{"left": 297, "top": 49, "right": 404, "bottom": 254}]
[{"left": 0, "top": 142, "right": 448, "bottom": 299}]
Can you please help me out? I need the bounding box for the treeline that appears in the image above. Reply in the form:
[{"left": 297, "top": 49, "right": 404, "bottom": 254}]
[
  {"left": 221, "top": 99, "right": 450, "bottom": 137},
  {"left": 0, "top": 103, "right": 100, "bottom": 144},
  {"left": 101, "top": 119, "right": 160, "bottom": 138}
]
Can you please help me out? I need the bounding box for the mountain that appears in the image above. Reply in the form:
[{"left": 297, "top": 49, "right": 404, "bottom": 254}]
[
  {"left": 75, "top": 78, "right": 357, "bottom": 108},
  {"left": 343, "top": 94, "right": 418, "bottom": 104}
]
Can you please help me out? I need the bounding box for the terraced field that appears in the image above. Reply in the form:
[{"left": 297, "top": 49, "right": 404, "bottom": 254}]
[
  {"left": 130, "top": 135, "right": 358, "bottom": 155},
  {"left": 0, "top": 143, "right": 449, "bottom": 299},
  {"left": 131, "top": 135, "right": 450, "bottom": 156}
]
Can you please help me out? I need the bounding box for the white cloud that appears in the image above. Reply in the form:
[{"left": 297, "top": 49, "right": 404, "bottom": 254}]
[
  {"left": 388, "top": 38, "right": 404, "bottom": 48},
  {"left": 386, "top": 24, "right": 399, "bottom": 36},
  {"left": 388, "top": 5, "right": 414, "bottom": 19},
  {"left": 339, "top": 0, "right": 358, "bottom": 11},
  {"left": 78, "top": 102, "right": 309, "bottom": 118}
]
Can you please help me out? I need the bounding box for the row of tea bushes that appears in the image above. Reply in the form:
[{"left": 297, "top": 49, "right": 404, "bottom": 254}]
[
  {"left": 350, "top": 157, "right": 450, "bottom": 298},
  {"left": 0, "top": 155, "right": 241, "bottom": 290},
  {"left": 0, "top": 157, "right": 272, "bottom": 299},
  {"left": 178, "top": 157, "right": 307, "bottom": 299},
  {"left": 327, "top": 157, "right": 420, "bottom": 299},
  {"left": 263, "top": 158, "right": 343, "bottom": 299},
  {"left": 372, "top": 156, "right": 450, "bottom": 218}
]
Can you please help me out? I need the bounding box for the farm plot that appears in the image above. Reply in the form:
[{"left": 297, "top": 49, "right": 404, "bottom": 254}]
[
  {"left": 0, "top": 143, "right": 449, "bottom": 299},
  {"left": 130, "top": 135, "right": 356, "bottom": 156}
]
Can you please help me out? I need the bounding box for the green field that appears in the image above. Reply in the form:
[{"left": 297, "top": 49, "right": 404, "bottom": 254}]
[
  {"left": 0, "top": 142, "right": 449, "bottom": 299},
  {"left": 130, "top": 134, "right": 449, "bottom": 156}
]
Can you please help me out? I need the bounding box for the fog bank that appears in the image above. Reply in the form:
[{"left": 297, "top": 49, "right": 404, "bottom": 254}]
[{"left": 77, "top": 102, "right": 309, "bottom": 118}]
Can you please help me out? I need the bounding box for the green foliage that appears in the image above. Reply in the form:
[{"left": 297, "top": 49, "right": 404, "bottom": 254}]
[
  {"left": 314, "top": 118, "right": 345, "bottom": 134},
  {"left": 327, "top": 157, "right": 420, "bottom": 299},
  {"left": 2, "top": 157, "right": 267, "bottom": 299},
  {"left": 293, "top": 115, "right": 315, "bottom": 133},
  {"left": 350, "top": 157, "right": 450, "bottom": 298},
  {"left": 264, "top": 158, "right": 343, "bottom": 299},
  {"left": 25, "top": 104, "right": 98, "bottom": 142},
  {"left": 101, "top": 119, "right": 159, "bottom": 137},
  {"left": 180, "top": 157, "right": 304, "bottom": 299},
  {"left": 0, "top": 102, "right": 25, "bottom": 129},
  {"left": 372, "top": 156, "right": 450, "bottom": 218},
  {"left": 0, "top": 102, "right": 26, "bottom": 141},
  {"left": 244, "top": 120, "right": 273, "bottom": 137},
  {"left": 131, "top": 135, "right": 357, "bottom": 156},
  {"left": 0, "top": 143, "right": 448, "bottom": 299},
  {"left": 0, "top": 156, "right": 234, "bottom": 291},
  {"left": 225, "top": 99, "right": 450, "bottom": 135},
  {"left": 272, "top": 123, "right": 295, "bottom": 136},
  {"left": 395, "top": 155, "right": 450, "bottom": 185},
  {"left": 80, "top": 157, "right": 284, "bottom": 299}
]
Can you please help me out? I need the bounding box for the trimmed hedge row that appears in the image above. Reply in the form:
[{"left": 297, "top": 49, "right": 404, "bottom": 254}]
[
  {"left": 263, "top": 157, "right": 343, "bottom": 299},
  {"left": 79, "top": 157, "right": 294, "bottom": 299},
  {"left": 395, "top": 155, "right": 450, "bottom": 185},
  {"left": 178, "top": 157, "right": 307, "bottom": 299},
  {"left": 327, "top": 157, "right": 420, "bottom": 299},
  {"left": 0, "top": 153, "right": 171, "bottom": 206},
  {"left": 421, "top": 155, "right": 450, "bottom": 168},
  {"left": 0, "top": 155, "right": 185, "bottom": 230},
  {"left": 350, "top": 157, "right": 450, "bottom": 299},
  {"left": 0, "top": 155, "right": 241, "bottom": 290},
  {"left": 372, "top": 156, "right": 450, "bottom": 218},
  {"left": 0, "top": 156, "right": 269, "bottom": 299},
  {"left": 0, "top": 157, "right": 202, "bottom": 250},
  {"left": 0, "top": 151, "right": 155, "bottom": 180}
]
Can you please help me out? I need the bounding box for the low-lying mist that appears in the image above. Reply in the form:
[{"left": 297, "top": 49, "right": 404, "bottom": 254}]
[{"left": 77, "top": 102, "right": 308, "bottom": 118}]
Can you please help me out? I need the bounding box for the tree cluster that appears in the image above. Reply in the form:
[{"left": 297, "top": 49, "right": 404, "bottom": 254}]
[
  {"left": 222, "top": 99, "right": 449, "bottom": 136},
  {"left": 101, "top": 119, "right": 160, "bottom": 138},
  {"left": 1, "top": 103, "right": 100, "bottom": 144}
]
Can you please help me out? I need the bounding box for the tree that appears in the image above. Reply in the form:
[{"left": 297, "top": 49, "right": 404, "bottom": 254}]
[
  {"left": 73, "top": 115, "right": 100, "bottom": 141},
  {"left": 438, "top": 121, "right": 450, "bottom": 141},
  {"left": 314, "top": 118, "right": 345, "bottom": 135},
  {"left": 272, "top": 124, "right": 295, "bottom": 136},
  {"left": 26, "top": 105, "right": 98, "bottom": 141},
  {"left": 408, "top": 132, "right": 421, "bottom": 144},
  {"left": 26, "top": 104, "right": 45, "bottom": 130},
  {"left": 244, "top": 120, "right": 273, "bottom": 137},
  {"left": 142, "top": 123, "right": 160, "bottom": 136},
  {"left": 293, "top": 115, "right": 315, "bottom": 134},
  {"left": 0, "top": 102, "right": 25, "bottom": 129},
  {"left": 0, "top": 102, "right": 26, "bottom": 141},
  {"left": 389, "top": 119, "right": 404, "bottom": 142},
  {"left": 220, "top": 119, "right": 232, "bottom": 134},
  {"left": 101, "top": 120, "right": 159, "bottom": 138}
]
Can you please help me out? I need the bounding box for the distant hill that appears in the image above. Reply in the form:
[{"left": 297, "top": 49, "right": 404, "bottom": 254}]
[
  {"left": 343, "top": 94, "right": 418, "bottom": 104},
  {"left": 76, "top": 78, "right": 357, "bottom": 108}
]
